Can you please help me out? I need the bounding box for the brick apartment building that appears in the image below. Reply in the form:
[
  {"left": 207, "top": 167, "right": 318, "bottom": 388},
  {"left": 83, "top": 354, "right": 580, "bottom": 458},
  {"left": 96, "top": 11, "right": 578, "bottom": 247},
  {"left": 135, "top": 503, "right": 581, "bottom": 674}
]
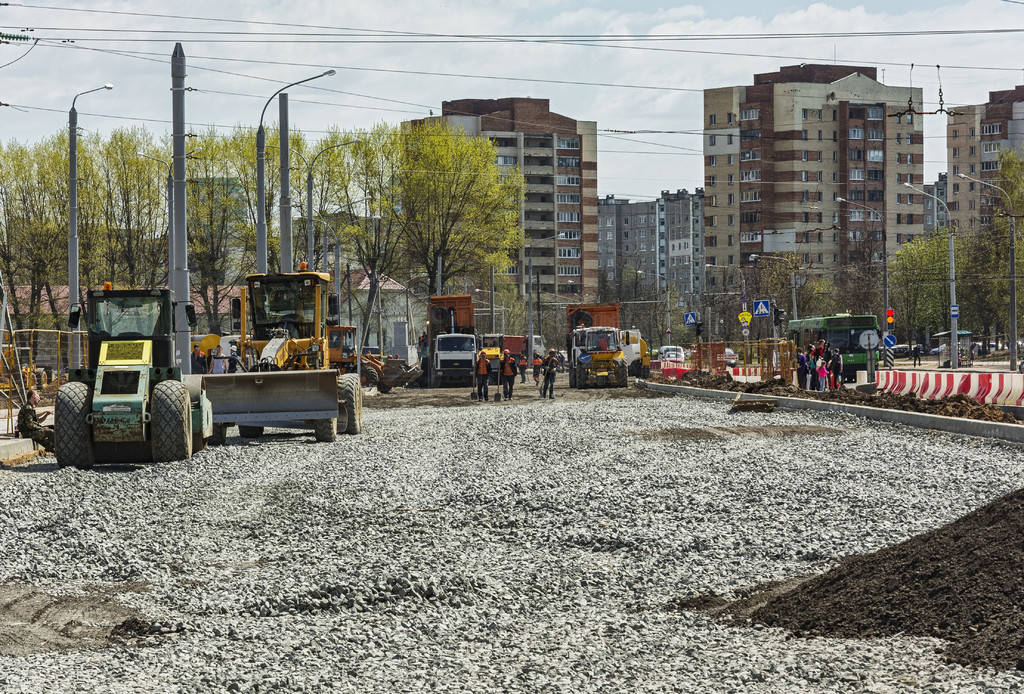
[
  {"left": 703, "top": 64, "right": 924, "bottom": 293},
  {"left": 416, "top": 98, "right": 598, "bottom": 301},
  {"left": 946, "top": 85, "right": 1024, "bottom": 230},
  {"left": 596, "top": 189, "right": 705, "bottom": 304}
]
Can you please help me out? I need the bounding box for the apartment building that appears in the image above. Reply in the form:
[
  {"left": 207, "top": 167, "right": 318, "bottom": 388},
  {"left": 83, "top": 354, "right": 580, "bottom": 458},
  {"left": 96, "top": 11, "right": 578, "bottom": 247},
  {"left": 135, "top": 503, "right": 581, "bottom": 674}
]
[
  {"left": 923, "top": 173, "right": 948, "bottom": 235},
  {"left": 417, "top": 98, "right": 598, "bottom": 301},
  {"left": 597, "top": 189, "right": 705, "bottom": 302},
  {"left": 946, "top": 85, "right": 1024, "bottom": 230},
  {"left": 703, "top": 64, "right": 924, "bottom": 287}
]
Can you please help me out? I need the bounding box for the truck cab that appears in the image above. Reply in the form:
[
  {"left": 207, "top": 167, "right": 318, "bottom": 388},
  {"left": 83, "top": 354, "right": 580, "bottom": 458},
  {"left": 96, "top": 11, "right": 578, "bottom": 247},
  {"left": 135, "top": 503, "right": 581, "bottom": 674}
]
[{"left": 432, "top": 332, "right": 478, "bottom": 387}]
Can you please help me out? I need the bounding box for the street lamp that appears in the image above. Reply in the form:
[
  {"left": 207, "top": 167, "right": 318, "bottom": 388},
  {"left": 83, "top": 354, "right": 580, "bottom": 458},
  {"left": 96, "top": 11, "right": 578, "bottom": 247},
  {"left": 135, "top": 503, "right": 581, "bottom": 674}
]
[
  {"left": 526, "top": 232, "right": 562, "bottom": 359},
  {"left": 837, "top": 196, "right": 887, "bottom": 339},
  {"left": 137, "top": 148, "right": 201, "bottom": 301},
  {"left": 255, "top": 70, "right": 335, "bottom": 275},
  {"left": 68, "top": 82, "right": 113, "bottom": 369},
  {"left": 906, "top": 182, "right": 958, "bottom": 369},
  {"left": 956, "top": 172, "right": 1017, "bottom": 372},
  {"left": 286, "top": 139, "right": 360, "bottom": 270}
]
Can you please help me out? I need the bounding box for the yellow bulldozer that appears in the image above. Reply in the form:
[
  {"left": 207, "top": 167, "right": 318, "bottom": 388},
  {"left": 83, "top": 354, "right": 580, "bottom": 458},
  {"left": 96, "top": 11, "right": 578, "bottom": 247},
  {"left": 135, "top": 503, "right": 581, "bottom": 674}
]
[{"left": 202, "top": 269, "right": 362, "bottom": 444}]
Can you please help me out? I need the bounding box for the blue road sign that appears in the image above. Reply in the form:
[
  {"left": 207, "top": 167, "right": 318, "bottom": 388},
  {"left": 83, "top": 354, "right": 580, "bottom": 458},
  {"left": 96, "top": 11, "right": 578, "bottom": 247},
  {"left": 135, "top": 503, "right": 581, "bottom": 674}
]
[
  {"left": 951, "top": 304, "right": 960, "bottom": 318},
  {"left": 883, "top": 333, "right": 897, "bottom": 348},
  {"left": 683, "top": 312, "right": 697, "bottom": 326},
  {"left": 753, "top": 300, "right": 770, "bottom": 317}
]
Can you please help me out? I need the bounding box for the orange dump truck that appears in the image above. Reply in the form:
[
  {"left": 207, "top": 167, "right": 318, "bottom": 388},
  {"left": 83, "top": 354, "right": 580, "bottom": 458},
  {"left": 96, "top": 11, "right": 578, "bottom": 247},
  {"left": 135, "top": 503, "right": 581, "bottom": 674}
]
[{"left": 427, "top": 294, "right": 477, "bottom": 387}]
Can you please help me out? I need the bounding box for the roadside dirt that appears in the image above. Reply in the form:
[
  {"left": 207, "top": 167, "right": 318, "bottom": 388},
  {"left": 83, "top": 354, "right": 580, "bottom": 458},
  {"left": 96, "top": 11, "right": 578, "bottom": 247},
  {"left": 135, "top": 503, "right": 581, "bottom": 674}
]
[
  {"left": 364, "top": 373, "right": 672, "bottom": 410},
  {"left": 652, "top": 372, "right": 1020, "bottom": 424},
  {"left": 0, "top": 583, "right": 158, "bottom": 656},
  {"left": 676, "top": 486, "right": 1024, "bottom": 670}
]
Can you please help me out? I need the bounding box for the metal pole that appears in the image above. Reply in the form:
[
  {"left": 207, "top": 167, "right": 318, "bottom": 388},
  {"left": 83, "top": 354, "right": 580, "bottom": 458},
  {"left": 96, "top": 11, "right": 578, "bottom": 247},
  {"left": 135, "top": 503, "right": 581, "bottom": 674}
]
[
  {"left": 68, "top": 104, "right": 80, "bottom": 369},
  {"left": 346, "top": 262, "right": 352, "bottom": 325},
  {"left": 526, "top": 256, "right": 533, "bottom": 358},
  {"left": 279, "top": 94, "right": 292, "bottom": 273},
  {"left": 172, "top": 43, "right": 191, "bottom": 371},
  {"left": 790, "top": 268, "right": 798, "bottom": 321},
  {"left": 334, "top": 246, "right": 342, "bottom": 321},
  {"left": 166, "top": 171, "right": 174, "bottom": 298},
  {"left": 256, "top": 123, "right": 267, "bottom": 275},
  {"left": 307, "top": 170, "right": 314, "bottom": 270},
  {"left": 909, "top": 184, "right": 956, "bottom": 369},
  {"left": 490, "top": 267, "right": 495, "bottom": 333}
]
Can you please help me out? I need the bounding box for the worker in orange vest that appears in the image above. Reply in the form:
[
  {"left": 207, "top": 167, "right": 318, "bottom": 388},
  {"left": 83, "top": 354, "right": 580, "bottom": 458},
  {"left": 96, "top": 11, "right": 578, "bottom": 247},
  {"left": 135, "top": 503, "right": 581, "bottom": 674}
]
[
  {"left": 532, "top": 352, "right": 543, "bottom": 384},
  {"left": 519, "top": 353, "right": 528, "bottom": 383},
  {"left": 500, "top": 349, "right": 518, "bottom": 401},
  {"left": 474, "top": 349, "right": 491, "bottom": 402},
  {"left": 541, "top": 348, "right": 559, "bottom": 399}
]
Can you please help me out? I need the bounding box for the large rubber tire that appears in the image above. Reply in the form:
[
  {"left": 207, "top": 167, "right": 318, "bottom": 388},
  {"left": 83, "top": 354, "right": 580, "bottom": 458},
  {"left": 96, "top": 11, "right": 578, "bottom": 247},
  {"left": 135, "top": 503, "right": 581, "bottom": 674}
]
[
  {"left": 575, "top": 366, "right": 587, "bottom": 389},
  {"left": 313, "top": 418, "right": 337, "bottom": 443},
  {"left": 568, "top": 366, "right": 576, "bottom": 388},
  {"left": 338, "top": 372, "right": 362, "bottom": 435},
  {"left": 361, "top": 368, "right": 379, "bottom": 389},
  {"left": 617, "top": 363, "right": 629, "bottom": 388},
  {"left": 152, "top": 380, "right": 192, "bottom": 463},
  {"left": 238, "top": 425, "right": 264, "bottom": 438},
  {"left": 209, "top": 423, "right": 228, "bottom": 446},
  {"left": 54, "top": 381, "right": 94, "bottom": 470}
]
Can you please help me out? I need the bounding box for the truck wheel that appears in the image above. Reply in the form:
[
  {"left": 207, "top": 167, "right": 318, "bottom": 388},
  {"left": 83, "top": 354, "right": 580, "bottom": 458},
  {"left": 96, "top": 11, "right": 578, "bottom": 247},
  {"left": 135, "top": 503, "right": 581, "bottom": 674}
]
[
  {"left": 313, "top": 418, "right": 337, "bottom": 443},
  {"left": 575, "top": 366, "right": 587, "bottom": 389},
  {"left": 568, "top": 367, "right": 575, "bottom": 388},
  {"left": 361, "top": 368, "right": 379, "bottom": 389},
  {"left": 338, "top": 373, "right": 362, "bottom": 435},
  {"left": 238, "top": 426, "right": 264, "bottom": 438},
  {"left": 618, "top": 363, "right": 629, "bottom": 387},
  {"left": 54, "top": 381, "right": 94, "bottom": 470},
  {"left": 152, "top": 380, "right": 192, "bottom": 463},
  {"left": 209, "top": 423, "right": 228, "bottom": 446}
]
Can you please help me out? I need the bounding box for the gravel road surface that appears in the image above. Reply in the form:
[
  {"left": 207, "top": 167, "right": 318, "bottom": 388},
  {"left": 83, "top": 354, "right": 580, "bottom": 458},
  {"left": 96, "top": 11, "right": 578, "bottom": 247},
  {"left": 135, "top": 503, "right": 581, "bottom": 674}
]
[{"left": 2, "top": 382, "right": 1023, "bottom": 693}]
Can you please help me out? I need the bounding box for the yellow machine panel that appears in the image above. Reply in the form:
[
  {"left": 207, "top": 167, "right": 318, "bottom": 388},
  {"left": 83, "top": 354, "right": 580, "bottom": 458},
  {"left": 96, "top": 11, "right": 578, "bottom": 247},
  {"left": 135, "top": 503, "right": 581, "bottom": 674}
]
[{"left": 99, "top": 340, "right": 152, "bottom": 366}]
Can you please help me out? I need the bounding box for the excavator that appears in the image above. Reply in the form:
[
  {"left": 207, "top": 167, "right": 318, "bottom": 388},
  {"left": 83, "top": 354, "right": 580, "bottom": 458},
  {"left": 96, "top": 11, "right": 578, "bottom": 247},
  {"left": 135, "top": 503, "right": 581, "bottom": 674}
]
[{"left": 202, "top": 267, "right": 362, "bottom": 444}]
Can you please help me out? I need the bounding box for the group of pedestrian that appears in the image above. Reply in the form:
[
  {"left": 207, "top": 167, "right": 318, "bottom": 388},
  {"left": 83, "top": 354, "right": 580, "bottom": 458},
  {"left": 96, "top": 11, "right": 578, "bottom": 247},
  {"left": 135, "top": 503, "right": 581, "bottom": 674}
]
[
  {"left": 474, "top": 348, "right": 559, "bottom": 402},
  {"left": 797, "top": 340, "right": 843, "bottom": 391},
  {"left": 191, "top": 342, "right": 240, "bottom": 375}
]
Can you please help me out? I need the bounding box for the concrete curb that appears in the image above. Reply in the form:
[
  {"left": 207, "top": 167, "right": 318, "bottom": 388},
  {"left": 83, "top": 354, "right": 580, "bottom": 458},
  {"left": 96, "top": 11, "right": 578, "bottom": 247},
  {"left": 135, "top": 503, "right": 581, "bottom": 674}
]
[
  {"left": 640, "top": 381, "right": 1024, "bottom": 445},
  {"left": 0, "top": 438, "right": 42, "bottom": 466}
]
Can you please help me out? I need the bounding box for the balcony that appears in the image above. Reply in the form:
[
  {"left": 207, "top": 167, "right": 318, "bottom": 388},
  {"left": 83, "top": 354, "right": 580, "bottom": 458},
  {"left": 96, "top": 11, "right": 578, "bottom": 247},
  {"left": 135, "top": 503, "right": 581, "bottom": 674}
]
[
  {"left": 525, "top": 183, "right": 553, "bottom": 193},
  {"left": 524, "top": 201, "right": 554, "bottom": 212},
  {"left": 523, "top": 165, "right": 554, "bottom": 176},
  {"left": 524, "top": 220, "right": 555, "bottom": 231}
]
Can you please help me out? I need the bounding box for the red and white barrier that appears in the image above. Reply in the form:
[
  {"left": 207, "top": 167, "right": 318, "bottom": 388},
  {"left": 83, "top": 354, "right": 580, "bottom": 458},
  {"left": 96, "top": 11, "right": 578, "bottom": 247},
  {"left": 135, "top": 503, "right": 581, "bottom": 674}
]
[{"left": 876, "top": 370, "right": 1024, "bottom": 408}]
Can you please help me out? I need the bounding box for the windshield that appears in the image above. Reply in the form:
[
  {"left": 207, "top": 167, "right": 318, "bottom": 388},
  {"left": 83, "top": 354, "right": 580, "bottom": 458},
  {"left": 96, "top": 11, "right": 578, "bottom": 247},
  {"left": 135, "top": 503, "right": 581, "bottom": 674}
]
[
  {"left": 437, "top": 335, "right": 476, "bottom": 352},
  {"left": 480, "top": 335, "right": 501, "bottom": 349},
  {"left": 661, "top": 346, "right": 682, "bottom": 360},
  {"left": 250, "top": 277, "right": 323, "bottom": 339},
  {"left": 577, "top": 329, "right": 619, "bottom": 352},
  {"left": 88, "top": 295, "right": 169, "bottom": 338}
]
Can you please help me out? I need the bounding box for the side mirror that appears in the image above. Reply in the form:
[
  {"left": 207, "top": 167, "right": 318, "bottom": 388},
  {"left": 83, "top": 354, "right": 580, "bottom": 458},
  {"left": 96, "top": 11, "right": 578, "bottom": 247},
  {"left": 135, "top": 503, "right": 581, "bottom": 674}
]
[
  {"left": 184, "top": 303, "right": 198, "bottom": 329},
  {"left": 68, "top": 305, "right": 82, "bottom": 330},
  {"left": 231, "top": 297, "right": 241, "bottom": 320}
]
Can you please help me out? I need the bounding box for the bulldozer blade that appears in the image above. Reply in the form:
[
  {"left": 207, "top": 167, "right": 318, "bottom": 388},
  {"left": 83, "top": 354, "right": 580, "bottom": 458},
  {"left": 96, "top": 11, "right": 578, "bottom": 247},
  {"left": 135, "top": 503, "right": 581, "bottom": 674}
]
[
  {"left": 203, "top": 370, "right": 338, "bottom": 426},
  {"left": 380, "top": 360, "right": 423, "bottom": 388}
]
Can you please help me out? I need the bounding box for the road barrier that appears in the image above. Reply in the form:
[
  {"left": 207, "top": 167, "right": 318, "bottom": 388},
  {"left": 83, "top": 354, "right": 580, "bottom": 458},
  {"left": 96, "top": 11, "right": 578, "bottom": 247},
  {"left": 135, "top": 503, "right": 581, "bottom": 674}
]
[{"left": 876, "top": 370, "right": 1024, "bottom": 408}]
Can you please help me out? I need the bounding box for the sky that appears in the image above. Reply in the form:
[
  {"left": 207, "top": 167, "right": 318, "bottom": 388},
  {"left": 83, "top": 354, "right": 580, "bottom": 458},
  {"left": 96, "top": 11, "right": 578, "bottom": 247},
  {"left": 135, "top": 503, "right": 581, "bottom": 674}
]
[{"left": 3, "top": 1, "right": 1024, "bottom": 201}]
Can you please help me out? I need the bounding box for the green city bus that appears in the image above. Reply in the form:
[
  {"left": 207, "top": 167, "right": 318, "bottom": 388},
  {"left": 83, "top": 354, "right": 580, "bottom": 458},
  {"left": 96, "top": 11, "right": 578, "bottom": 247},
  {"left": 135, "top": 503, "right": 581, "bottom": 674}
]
[{"left": 786, "top": 313, "right": 879, "bottom": 382}]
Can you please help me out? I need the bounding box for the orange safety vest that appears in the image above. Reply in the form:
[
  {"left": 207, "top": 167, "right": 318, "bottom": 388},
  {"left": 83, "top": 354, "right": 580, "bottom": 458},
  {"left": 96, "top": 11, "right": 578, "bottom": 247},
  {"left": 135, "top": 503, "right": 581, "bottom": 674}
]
[
  {"left": 502, "top": 358, "right": 516, "bottom": 376},
  {"left": 476, "top": 356, "right": 490, "bottom": 375}
]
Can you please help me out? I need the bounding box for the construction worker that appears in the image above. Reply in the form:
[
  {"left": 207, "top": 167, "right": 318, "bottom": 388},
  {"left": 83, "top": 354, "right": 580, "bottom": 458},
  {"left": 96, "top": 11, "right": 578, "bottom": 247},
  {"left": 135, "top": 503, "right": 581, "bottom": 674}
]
[
  {"left": 519, "top": 353, "right": 527, "bottom": 383},
  {"left": 541, "top": 349, "right": 558, "bottom": 399},
  {"left": 532, "top": 352, "right": 543, "bottom": 384},
  {"left": 18, "top": 389, "right": 54, "bottom": 453},
  {"left": 190, "top": 344, "right": 207, "bottom": 374},
  {"left": 474, "top": 349, "right": 490, "bottom": 402},
  {"left": 500, "top": 349, "right": 518, "bottom": 401}
]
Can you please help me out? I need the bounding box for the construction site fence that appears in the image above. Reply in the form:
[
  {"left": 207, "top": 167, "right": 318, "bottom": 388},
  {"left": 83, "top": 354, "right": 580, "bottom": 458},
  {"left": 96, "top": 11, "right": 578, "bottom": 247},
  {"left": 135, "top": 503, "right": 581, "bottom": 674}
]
[
  {"left": 651, "top": 340, "right": 798, "bottom": 384},
  {"left": 0, "top": 329, "right": 87, "bottom": 436}
]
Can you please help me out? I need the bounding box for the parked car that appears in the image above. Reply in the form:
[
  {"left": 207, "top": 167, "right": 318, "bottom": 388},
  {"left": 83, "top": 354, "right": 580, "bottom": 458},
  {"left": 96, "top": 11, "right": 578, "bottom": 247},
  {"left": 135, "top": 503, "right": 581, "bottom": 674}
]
[
  {"left": 724, "top": 347, "right": 738, "bottom": 367},
  {"left": 659, "top": 345, "right": 686, "bottom": 361},
  {"left": 892, "top": 343, "right": 911, "bottom": 358}
]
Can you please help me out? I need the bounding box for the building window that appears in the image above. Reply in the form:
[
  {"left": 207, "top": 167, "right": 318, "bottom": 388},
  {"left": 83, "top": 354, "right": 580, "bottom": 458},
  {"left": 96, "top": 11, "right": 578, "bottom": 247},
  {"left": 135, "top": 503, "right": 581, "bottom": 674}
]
[
  {"left": 728, "top": 174, "right": 734, "bottom": 185},
  {"left": 557, "top": 265, "right": 581, "bottom": 276},
  {"left": 982, "top": 160, "right": 1000, "bottom": 171},
  {"left": 867, "top": 128, "right": 884, "bottom": 140},
  {"left": 709, "top": 114, "right": 717, "bottom": 126},
  {"left": 727, "top": 113, "right": 734, "bottom": 124},
  {"left": 867, "top": 106, "right": 884, "bottom": 120},
  {"left": 740, "top": 169, "right": 762, "bottom": 182},
  {"left": 740, "top": 129, "right": 761, "bottom": 141},
  {"left": 850, "top": 168, "right": 865, "bottom": 181},
  {"left": 556, "top": 193, "right": 580, "bottom": 204},
  {"left": 558, "top": 247, "right": 581, "bottom": 258},
  {"left": 952, "top": 147, "right": 960, "bottom": 158},
  {"left": 709, "top": 135, "right": 717, "bottom": 146},
  {"left": 708, "top": 155, "right": 717, "bottom": 166},
  {"left": 867, "top": 149, "right": 884, "bottom": 162},
  {"left": 849, "top": 127, "right": 864, "bottom": 139},
  {"left": 708, "top": 176, "right": 717, "bottom": 187},
  {"left": 952, "top": 129, "right": 959, "bottom": 139},
  {"left": 556, "top": 137, "right": 580, "bottom": 149},
  {"left": 740, "top": 149, "right": 761, "bottom": 161},
  {"left": 849, "top": 148, "right": 864, "bottom": 161},
  {"left": 556, "top": 175, "right": 580, "bottom": 185},
  {"left": 740, "top": 190, "right": 761, "bottom": 202},
  {"left": 982, "top": 123, "right": 1001, "bottom": 135},
  {"left": 557, "top": 211, "right": 580, "bottom": 223},
  {"left": 727, "top": 215, "right": 735, "bottom": 226},
  {"left": 557, "top": 157, "right": 580, "bottom": 167},
  {"left": 727, "top": 134, "right": 734, "bottom": 145},
  {"left": 740, "top": 108, "right": 759, "bottom": 120},
  {"left": 496, "top": 155, "right": 516, "bottom": 166},
  {"left": 801, "top": 129, "right": 808, "bottom": 141},
  {"left": 984, "top": 142, "right": 1001, "bottom": 153}
]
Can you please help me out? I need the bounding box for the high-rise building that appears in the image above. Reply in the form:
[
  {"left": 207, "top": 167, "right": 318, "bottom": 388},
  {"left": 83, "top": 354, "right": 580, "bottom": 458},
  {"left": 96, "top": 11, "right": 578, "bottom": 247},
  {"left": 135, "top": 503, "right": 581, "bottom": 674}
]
[
  {"left": 703, "top": 64, "right": 923, "bottom": 289},
  {"left": 596, "top": 189, "right": 705, "bottom": 304},
  {"left": 946, "top": 85, "right": 1024, "bottom": 230},
  {"left": 417, "top": 98, "right": 597, "bottom": 301}
]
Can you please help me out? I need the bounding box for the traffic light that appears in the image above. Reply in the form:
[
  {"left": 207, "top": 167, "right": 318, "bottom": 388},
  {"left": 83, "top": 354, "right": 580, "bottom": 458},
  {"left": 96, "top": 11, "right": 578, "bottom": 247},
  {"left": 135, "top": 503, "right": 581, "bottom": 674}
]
[
  {"left": 886, "top": 308, "right": 895, "bottom": 325},
  {"left": 773, "top": 307, "right": 786, "bottom": 327},
  {"left": 694, "top": 321, "right": 703, "bottom": 337}
]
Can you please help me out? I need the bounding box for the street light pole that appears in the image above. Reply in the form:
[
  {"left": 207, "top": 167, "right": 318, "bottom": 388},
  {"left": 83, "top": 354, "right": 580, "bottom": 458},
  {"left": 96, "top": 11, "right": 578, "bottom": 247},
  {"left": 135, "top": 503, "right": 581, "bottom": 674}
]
[
  {"left": 68, "top": 82, "right": 113, "bottom": 369},
  {"left": 907, "top": 182, "right": 958, "bottom": 369},
  {"left": 956, "top": 172, "right": 1017, "bottom": 372},
  {"left": 255, "top": 70, "right": 335, "bottom": 275},
  {"left": 302, "top": 140, "right": 359, "bottom": 269}
]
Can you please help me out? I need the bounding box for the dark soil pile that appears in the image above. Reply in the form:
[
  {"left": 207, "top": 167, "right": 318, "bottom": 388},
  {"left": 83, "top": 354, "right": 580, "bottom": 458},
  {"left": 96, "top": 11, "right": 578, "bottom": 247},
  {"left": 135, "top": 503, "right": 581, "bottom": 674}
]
[
  {"left": 744, "top": 487, "right": 1024, "bottom": 670},
  {"left": 649, "top": 372, "right": 1019, "bottom": 424}
]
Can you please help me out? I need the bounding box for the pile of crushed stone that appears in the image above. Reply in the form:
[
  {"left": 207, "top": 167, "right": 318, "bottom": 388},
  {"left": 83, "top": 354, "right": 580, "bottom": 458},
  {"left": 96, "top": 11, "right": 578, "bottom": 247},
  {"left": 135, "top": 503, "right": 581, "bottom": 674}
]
[
  {"left": 736, "top": 487, "right": 1024, "bottom": 670},
  {"left": 650, "top": 372, "right": 1020, "bottom": 424}
]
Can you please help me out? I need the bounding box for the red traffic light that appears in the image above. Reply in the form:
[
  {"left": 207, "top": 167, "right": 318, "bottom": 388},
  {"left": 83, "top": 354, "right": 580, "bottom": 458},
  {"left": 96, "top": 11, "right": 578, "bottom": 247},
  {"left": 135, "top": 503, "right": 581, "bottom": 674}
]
[{"left": 886, "top": 308, "right": 894, "bottom": 324}]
